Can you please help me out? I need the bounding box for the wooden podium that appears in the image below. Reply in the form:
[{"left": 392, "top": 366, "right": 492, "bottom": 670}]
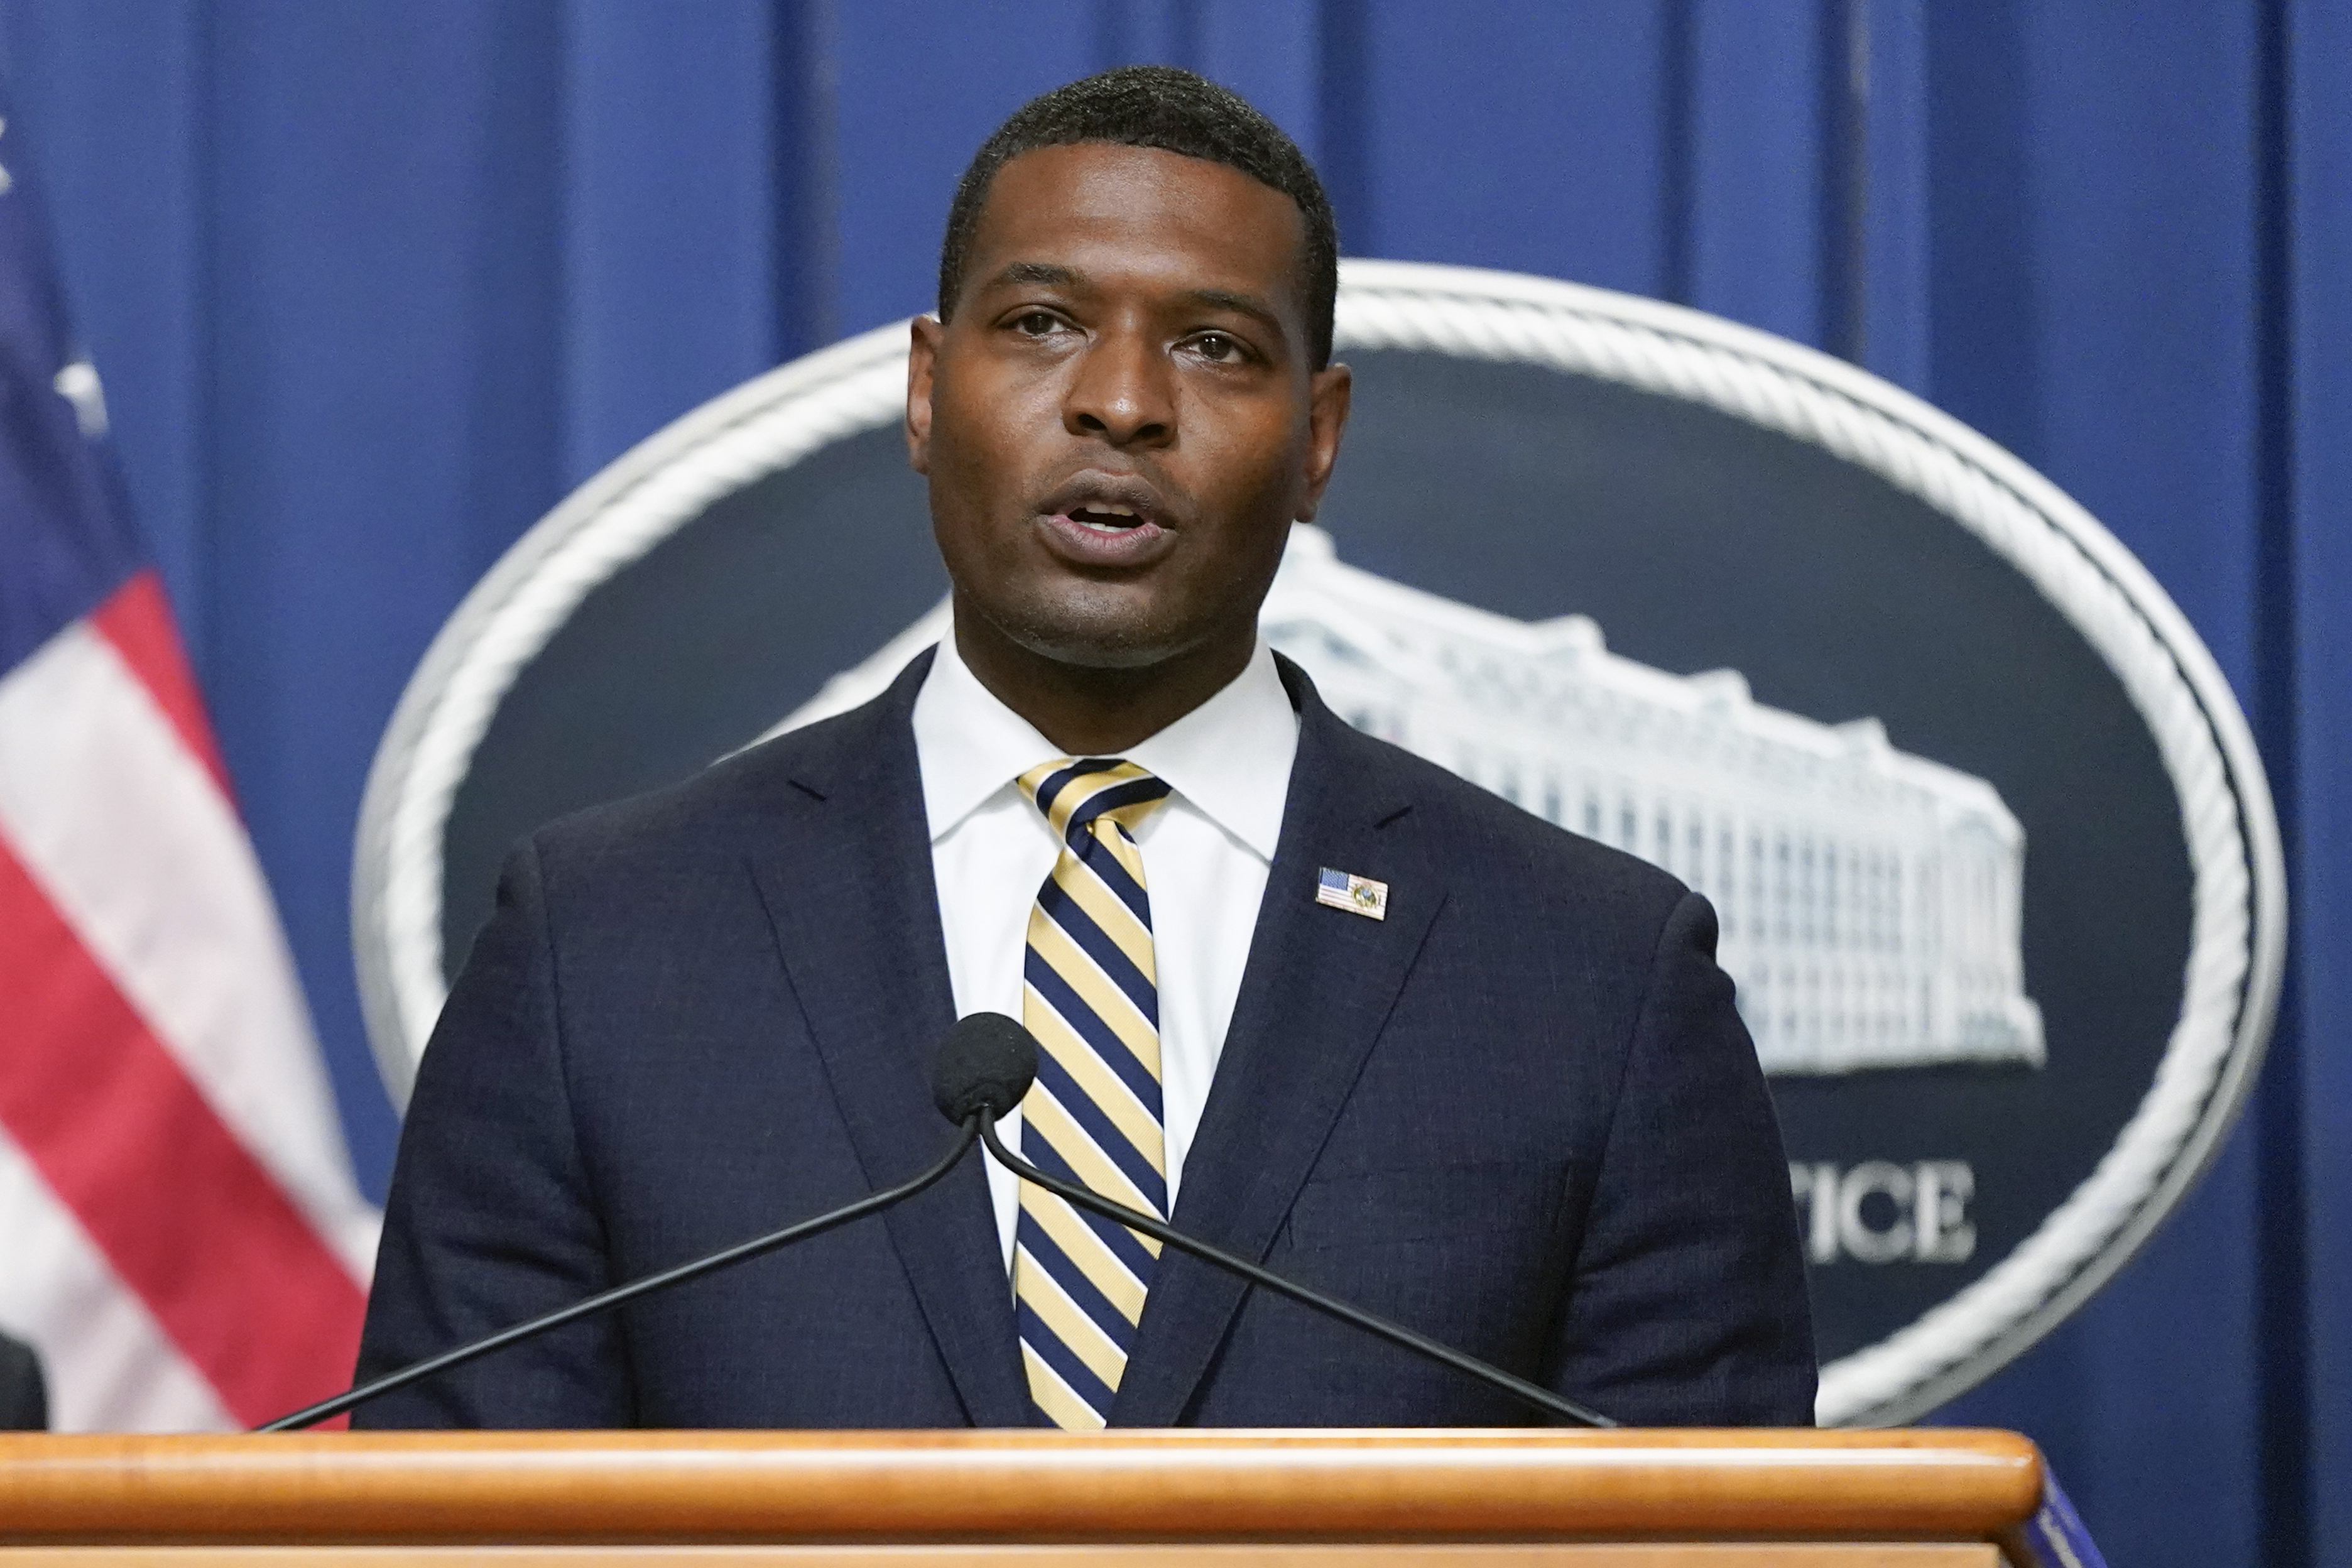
[{"left": 0, "top": 1429, "right": 2049, "bottom": 1565}]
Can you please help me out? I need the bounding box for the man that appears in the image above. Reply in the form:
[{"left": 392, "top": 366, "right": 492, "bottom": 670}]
[{"left": 355, "top": 66, "right": 1814, "bottom": 1430}]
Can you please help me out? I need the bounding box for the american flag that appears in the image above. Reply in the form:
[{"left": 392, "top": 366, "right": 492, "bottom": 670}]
[
  {"left": 0, "top": 99, "right": 375, "bottom": 1429},
  {"left": 1314, "top": 866, "right": 1388, "bottom": 920}
]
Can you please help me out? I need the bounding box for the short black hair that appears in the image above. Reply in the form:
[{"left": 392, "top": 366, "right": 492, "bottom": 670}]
[{"left": 937, "top": 66, "right": 1339, "bottom": 369}]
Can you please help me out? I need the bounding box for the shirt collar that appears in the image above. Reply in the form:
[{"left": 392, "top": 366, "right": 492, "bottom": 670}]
[{"left": 910, "top": 632, "right": 1298, "bottom": 861}]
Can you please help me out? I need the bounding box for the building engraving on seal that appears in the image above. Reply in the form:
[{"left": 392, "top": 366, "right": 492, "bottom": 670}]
[{"left": 1260, "top": 527, "right": 2045, "bottom": 1077}]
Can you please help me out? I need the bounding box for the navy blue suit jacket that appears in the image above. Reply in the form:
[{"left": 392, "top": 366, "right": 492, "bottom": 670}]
[{"left": 354, "top": 653, "right": 1814, "bottom": 1428}]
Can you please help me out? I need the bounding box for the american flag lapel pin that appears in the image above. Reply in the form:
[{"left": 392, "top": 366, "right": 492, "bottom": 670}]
[{"left": 1315, "top": 867, "right": 1389, "bottom": 920}]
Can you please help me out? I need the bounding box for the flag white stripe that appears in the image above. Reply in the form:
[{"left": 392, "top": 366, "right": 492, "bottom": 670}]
[
  {"left": 0, "top": 625, "right": 378, "bottom": 1278},
  {"left": 0, "top": 1129, "right": 232, "bottom": 1432}
]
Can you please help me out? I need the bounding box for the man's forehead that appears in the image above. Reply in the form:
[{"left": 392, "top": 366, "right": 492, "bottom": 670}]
[
  {"left": 964, "top": 144, "right": 1309, "bottom": 307},
  {"left": 995, "top": 138, "right": 1282, "bottom": 199}
]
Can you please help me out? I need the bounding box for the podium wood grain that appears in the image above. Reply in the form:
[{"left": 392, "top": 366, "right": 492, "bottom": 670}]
[{"left": 0, "top": 1429, "right": 2044, "bottom": 1567}]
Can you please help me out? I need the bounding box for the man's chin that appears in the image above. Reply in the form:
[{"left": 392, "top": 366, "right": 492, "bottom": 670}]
[
  {"left": 1002, "top": 621, "right": 1194, "bottom": 672},
  {"left": 964, "top": 592, "right": 1209, "bottom": 673}
]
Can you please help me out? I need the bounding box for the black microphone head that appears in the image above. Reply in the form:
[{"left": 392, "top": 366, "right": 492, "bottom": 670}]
[{"left": 932, "top": 1013, "right": 1038, "bottom": 1125}]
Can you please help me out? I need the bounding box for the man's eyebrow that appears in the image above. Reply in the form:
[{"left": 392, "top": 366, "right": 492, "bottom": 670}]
[
  {"left": 979, "top": 268, "right": 1287, "bottom": 339},
  {"left": 986, "top": 261, "right": 1083, "bottom": 289},
  {"left": 1184, "top": 288, "right": 1284, "bottom": 336}
]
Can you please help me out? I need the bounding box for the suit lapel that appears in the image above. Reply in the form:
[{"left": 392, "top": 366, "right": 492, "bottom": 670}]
[
  {"left": 1111, "top": 667, "right": 1447, "bottom": 1426},
  {"left": 743, "top": 650, "right": 1030, "bottom": 1428}
]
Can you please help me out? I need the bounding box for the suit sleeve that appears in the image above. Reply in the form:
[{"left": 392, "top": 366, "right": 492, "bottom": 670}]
[
  {"left": 351, "top": 838, "right": 636, "bottom": 1428},
  {"left": 1545, "top": 890, "right": 1817, "bottom": 1425}
]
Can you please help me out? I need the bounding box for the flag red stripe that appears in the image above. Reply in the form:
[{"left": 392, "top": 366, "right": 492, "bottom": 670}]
[
  {"left": 87, "top": 571, "right": 232, "bottom": 802},
  {"left": 0, "top": 834, "right": 366, "bottom": 1428}
]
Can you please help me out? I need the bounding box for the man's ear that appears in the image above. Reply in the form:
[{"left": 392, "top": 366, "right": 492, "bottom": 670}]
[
  {"left": 906, "top": 315, "right": 945, "bottom": 474},
  {"left": 1293, "top": 361, "right": 1353, "bottom": 522}
]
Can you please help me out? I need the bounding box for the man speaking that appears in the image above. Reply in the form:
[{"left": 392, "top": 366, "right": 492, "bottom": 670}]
[{"left": 354, "top": 66, "right": 1814, "bottom": 1429}]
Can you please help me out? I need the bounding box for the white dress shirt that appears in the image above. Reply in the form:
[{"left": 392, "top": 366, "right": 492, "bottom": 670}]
[{"left": 909, "top": 632, "right": 1300, "bottom": 1271}]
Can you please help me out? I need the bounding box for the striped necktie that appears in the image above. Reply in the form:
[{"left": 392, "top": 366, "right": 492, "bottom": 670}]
[{"left": 1011, "top": 756, "right": 1173, "bottom": 1430}]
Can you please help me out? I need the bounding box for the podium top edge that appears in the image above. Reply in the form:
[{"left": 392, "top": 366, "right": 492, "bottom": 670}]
[
  {"left": 0, "top": 1425, "right": 2030, "bottom": 1447},
  {"left": 0, "top": 1429, "right": 2044, "bottom": 1545}
]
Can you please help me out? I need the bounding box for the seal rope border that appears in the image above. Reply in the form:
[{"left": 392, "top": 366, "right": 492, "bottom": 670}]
[{"left": 352, "top": 258, "right": 2284, "bottom": 1429}]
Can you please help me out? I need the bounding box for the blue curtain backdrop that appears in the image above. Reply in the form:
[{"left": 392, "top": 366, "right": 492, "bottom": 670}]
[{"left": 0, "top": 3, "right": 2342, "bottom": 1560}]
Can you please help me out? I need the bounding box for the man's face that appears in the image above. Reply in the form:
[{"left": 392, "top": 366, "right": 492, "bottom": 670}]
[{"left": 907, "top": 141, "right": 1349, "bottom": 672}]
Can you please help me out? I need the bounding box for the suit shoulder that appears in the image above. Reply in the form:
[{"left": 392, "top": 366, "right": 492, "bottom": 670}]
[
  {"left": 1332, "top": 721, "right": 1692, "bottom": 919},
  {"left": 525, "top": 700, "right": 880, "bottom": 875}
]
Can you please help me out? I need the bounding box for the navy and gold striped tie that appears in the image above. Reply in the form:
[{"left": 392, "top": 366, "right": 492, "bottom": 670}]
[{"left": 1011, "top": 756, "right": 1173, "bottom": 1429}]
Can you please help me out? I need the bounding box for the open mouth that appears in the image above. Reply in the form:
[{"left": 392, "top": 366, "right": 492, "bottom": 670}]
[
  {"left": 1035, "top": 472, "right": 1175, "bottom": 564},
  {"left": 1067, "top": 503, "right": 1145, "bottom": 533}
]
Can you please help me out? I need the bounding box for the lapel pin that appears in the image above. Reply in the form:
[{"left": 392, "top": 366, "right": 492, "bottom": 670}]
[{"left": 1315, "top": 867, "right": 1389, "bottom": 920}]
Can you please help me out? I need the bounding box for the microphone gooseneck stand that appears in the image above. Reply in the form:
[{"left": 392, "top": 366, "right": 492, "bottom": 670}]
[
  {"left": 258, "top": 1012, "right": 1615, "bottom": 1432},
  {"left": 258, "top": 1118, "right": 982, "bottom": 1432},
  {"left": 974, "top": 1111, "right": 1615, "bottom": 1429}
]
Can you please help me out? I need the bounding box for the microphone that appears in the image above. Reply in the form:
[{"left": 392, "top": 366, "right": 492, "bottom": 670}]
[
  {"left": 259, "top": 1016, "right": 1024, "bottom": 1432},
  {"left": 960, "top": 1013, "right": 1614, "bottom": 1428}
]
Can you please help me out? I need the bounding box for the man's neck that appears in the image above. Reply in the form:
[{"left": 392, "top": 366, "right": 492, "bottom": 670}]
[{"left": 951, "top": 604, "right": 1256, "bottom": 756}]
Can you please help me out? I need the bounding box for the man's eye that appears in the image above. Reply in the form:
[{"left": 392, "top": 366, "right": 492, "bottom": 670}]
[
  {"left": 1193, "top": 332, "right": 1241, "bottom": 362},
  {"left": 1013, "top": 311, "right": 1062, "bottom": 337}
]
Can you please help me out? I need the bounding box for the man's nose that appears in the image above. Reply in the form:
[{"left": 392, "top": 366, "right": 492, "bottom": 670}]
[{"left": 1063, "top": 327, "right": 1174, "bottom": 447}]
